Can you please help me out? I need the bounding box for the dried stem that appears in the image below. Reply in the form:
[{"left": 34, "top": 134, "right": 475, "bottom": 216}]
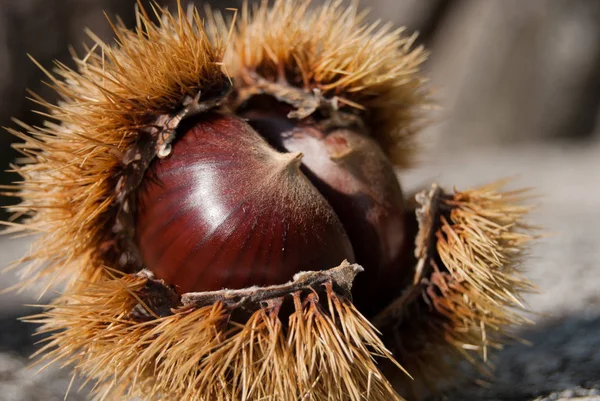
[{"left": 29, "top": 262, "right": 406, "bottom": 401}]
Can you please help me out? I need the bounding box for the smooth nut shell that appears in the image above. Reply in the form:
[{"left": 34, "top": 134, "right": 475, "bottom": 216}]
[
  {"left": 136, "top": 113, "right": 355, "bottom": 293},
  {"left": 244, "top": 109, "right": 406, "bottom": 314}
]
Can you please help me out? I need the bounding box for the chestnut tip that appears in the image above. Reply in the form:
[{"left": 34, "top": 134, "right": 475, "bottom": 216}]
[{"left": 274, "top": 150, "right": 304, "bottom": 170}]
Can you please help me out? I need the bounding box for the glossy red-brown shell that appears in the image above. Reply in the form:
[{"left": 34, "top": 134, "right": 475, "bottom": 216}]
[
  {"left": 243, "top": 110, "right": 407, "bottom": 314},
  {"left": 136, "top": 113, "right": 355, "bottom": 293}
]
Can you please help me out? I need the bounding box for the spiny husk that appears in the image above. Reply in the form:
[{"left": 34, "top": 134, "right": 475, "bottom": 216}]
[
  {"left": 0, "top": 0, "right": 539, "bottom": 398},
  {"left": 214, "top": 0, "right": 428, "bottom": 166},
  {"left": 28, "top": 264, "right": 406, "bottom": 401},
  {"left": 1, "top": 2, "right": 228, "bottom": 293},
  {"left": 375, "top": 181, "right": 536, "bottom": 395}
]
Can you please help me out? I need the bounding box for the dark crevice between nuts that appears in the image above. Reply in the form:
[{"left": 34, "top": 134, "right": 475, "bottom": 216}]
[{"left": 372, "top": 184, "right": 448, "bottom": 330}]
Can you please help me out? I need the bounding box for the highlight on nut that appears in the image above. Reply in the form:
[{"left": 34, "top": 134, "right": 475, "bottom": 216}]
[{"left": 0, "top": 1, "right": 537, "bottom": 400}]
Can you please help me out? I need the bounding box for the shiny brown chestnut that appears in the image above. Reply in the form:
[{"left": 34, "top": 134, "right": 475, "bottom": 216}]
[
  {"left": 240, "top": 102, "right": 407, "bottom": 314},
  {"left": 136, "top": 112, "right": 355, "bottom": 293},
  {"left": 137, "top": 103, "right": 408, "bottom": 312}
]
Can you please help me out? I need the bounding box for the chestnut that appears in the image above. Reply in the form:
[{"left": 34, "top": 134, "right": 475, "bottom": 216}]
[
  {"left": 136, "top": 112, "right": 356, "bottom": 293},
  {"left": 240, "top": 100, "right": 407, "bottom": 314}
]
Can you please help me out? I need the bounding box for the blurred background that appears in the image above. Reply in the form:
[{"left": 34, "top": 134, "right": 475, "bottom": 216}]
[{"left": 0, "top": 1, "right": 598, "bottom": 400}]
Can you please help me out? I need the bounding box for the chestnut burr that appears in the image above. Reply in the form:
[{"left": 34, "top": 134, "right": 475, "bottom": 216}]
[{"left": 0, "top": 1, "right": 537, "bottom": 400}]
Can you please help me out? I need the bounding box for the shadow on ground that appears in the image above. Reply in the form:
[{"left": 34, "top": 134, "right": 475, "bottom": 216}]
[{"left": 441, "top": 313, "right": 600, "bottom": 400}]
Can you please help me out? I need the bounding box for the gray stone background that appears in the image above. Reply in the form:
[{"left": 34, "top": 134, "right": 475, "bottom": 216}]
[{"left": 0, "top": 1, "right": 598, "bottom": 400}]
